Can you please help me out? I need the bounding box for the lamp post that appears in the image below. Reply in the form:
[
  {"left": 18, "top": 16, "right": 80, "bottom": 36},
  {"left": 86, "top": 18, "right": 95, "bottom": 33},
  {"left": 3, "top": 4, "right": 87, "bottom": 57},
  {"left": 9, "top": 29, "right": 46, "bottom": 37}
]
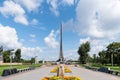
[
  {"left": 42, "top": 58, "right": 44, "bottom": 64},
  {"left": 35, "top": 56, "right": 37, "bottom": 64},
  {"left": 111, "top": 48, "right": 117, "bottom": 67},
  {"left": 0, "top": 46, "right": 3, "bottom": 64},
  {"left": 108, "top": 48, "right": 120, "bottom": 68},
  {"left": 108, "top": 50, "right": 113, "bottom": 67},
  {"left": 111, "top": 53, "right": 113, "bottom": 67},
  {"left": 9, "top": 49, "right": 14, "bottom": 69}
]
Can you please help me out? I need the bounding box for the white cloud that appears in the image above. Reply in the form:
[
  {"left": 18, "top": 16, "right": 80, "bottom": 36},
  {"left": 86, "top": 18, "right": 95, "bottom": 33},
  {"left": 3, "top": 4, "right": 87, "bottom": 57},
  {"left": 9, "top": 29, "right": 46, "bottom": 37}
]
[
  {"left": 75, "top": 0, "right": 120, "bottom": 39},
  {"left": 61, "top": 0, "right": 74, "bottom": 6},
  {"left": 0, "top": 24, "right": 22, "bottom": 49},
  {"left": 14, "top": 15, "right": 28, "bottom": 25},
  {"left": 50, "top": 7, "right": 59, "bottom": 16},
  {"left": 20, "top": 39, "right": 25, "bottom": 43},
  {"left": 79, "top": 37, "right": 90, "bottom": 44},
  {"left": 29, "top": 34, "right": 36, "bottom": 43},
  {"left": 31, "top": 19, "right": 38, "bottom": 25},
  {"left": 44, "top": 30, "right": 59, "bottom": 48},
  {"left": 74, "top": 0, "right": 120, "bottom": 56},
  {"left": 21, "top": 47, "right": 43, "bottom": 59},
  {"left": 64, "top": 49, "right": 79, "bottom": 60},
  {"left": 14, "top": 0, "right": 43, "bottom": 12},
  {"left": 29, "top": 39, "right": 36, "bottom": 43},
  {"left": 0, "top": 1, "right": 28, "bottom": 25},
  {"left": 30, "top": 34, "right": 36, "bottom": 38},
  {"left": 0, "top": 24, "right": 43, "bottom": 60},
  {"left": 79, "top": 37, "right": 110, "bottom": 56},
  {"left": 46, "top": 0, "right": 76, "bottom": 16},
  {"left": 47, "top": 0, "right": 59, "bottom": 16},
  {"left": 63, "top": 19, "right": 74, "bottom": 31}
]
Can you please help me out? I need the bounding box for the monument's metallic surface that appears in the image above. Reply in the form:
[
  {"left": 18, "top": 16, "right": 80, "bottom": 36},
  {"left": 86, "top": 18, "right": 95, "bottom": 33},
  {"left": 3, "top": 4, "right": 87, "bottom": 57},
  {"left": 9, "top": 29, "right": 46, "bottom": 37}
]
[{"left": 59, "top": 23, "right": 64, "bottom": 63}]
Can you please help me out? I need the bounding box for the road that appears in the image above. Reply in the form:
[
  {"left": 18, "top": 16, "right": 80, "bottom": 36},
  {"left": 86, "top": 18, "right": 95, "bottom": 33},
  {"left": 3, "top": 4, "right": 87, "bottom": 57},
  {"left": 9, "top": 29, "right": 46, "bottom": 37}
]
[{"left": 0, "top": 65, "right": 120, "bottom": 80}]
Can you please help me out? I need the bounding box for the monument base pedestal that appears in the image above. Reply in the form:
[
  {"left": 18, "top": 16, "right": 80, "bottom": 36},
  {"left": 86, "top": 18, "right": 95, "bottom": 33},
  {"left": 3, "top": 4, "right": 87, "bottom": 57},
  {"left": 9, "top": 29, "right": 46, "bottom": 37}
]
[{"left": 57, "top": 63, "right": 64, "bottom": 77}]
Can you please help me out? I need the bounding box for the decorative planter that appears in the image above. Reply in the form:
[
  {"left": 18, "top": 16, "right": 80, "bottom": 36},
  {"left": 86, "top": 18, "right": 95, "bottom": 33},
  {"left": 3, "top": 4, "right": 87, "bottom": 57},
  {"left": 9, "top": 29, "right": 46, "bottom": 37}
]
[
  {"left": 42, "top": 76, "right": 81, "bottom": 80},
  {"left": 42, "top": 65, "right": 81, "bottom": 80}
]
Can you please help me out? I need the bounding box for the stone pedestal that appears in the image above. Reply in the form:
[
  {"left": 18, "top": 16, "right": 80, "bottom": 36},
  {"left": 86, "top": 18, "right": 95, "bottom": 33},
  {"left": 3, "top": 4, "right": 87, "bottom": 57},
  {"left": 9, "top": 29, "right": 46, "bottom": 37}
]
[{"left": 57, "top": 63, "right": 64, "bottom": 77}]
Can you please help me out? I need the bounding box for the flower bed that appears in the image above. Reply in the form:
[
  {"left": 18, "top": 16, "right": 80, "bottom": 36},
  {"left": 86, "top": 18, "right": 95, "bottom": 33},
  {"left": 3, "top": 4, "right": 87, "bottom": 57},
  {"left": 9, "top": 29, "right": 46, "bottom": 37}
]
[
  {"left": 44, "top": 65, "right": 81, "bottom": 80},
  {"left": 64, "top": 66, "right": 72, "bottom": 73},
  {"left": 50, "top": 66, "right": 72, "bottom": 73},
  {"left": 50, "top": 66, "right": 58, "bottom": 73},
  {"left": 42, "top": 76, "right": 81, "bottom": 80},
  {"left": 64, "top": 69, "right": 72, "bottom": 73}
]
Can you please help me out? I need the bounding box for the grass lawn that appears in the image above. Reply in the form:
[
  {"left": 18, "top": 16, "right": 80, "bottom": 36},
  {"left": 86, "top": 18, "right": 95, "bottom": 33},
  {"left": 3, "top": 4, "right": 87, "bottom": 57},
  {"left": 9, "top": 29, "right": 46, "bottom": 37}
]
[
  {"left": 90, "top": 64, "right": 120, "bottom": 74},
  {"left": 0, "top": 63, "right": 42, "bottom": 76},
  {"left": 80, "top": 63, "right": 120, "bottom": 75}
]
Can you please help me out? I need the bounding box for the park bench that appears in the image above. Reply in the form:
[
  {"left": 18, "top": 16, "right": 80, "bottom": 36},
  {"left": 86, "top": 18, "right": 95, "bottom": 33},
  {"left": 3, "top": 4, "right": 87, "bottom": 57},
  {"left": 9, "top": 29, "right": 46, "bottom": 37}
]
[
  {"left": 2, "top": 66, "right": 35, "bottom": 76},
  {"left": 2, "top": 68, "right": 18, "bottom": 76},
  {"left": 98, "top": 67, "right": 119, "bottom": 75},
  {"left": 29, "top": 66, "right": 35, "bottom": 70},
  {"left": 85, "top": 66, "right": 97, "bottom": 71},
  {"left": 98, "top": 67, "right": 110, "bottom": 73},
  {"left": 109, "top": 70, "right": 119, "bottom": 75},
  {"left": 17, "top": 67, "right": 30, "bottom": 72},
  {"left": 17, "top": 66, "right": 35, "bottom": 72}
]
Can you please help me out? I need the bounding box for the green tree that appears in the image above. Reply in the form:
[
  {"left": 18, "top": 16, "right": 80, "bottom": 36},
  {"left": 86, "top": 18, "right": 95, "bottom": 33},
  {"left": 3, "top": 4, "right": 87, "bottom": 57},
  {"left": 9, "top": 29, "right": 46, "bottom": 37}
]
[
  {"left": 78, "top": 41, "right": 90, "bottom": 64},
  {"left": 93, "top": 54, "right": 97, "bottom": 63},
  {"left": 98, "top": 50, "right": 109, "bottom": 65},
  {"left": 106, "top": 42, "right": 120, "bottom": 65},
  {"left": 3, "top": 51, "right": 10, "bottom": 62},
  {"left": 14, "top": 49, "right": 21, "bottom": 62},
  {"left": 30, "top": 57, "right": 35, "bottom": 64}
]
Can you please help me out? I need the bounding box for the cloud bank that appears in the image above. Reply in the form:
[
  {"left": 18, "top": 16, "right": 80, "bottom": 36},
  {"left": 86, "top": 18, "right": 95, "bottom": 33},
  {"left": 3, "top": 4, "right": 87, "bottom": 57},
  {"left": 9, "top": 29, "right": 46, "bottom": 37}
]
[{"left": 0, "top": 24, "right": 42, "bottom": 59}]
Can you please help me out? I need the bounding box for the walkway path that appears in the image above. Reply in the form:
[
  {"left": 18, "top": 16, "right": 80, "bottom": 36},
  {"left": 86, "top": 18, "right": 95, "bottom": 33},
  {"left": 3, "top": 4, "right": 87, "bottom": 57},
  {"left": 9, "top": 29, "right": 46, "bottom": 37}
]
[
  {"left": 0, "top": 65, "right": 120, "bottom": 80},
  {"left": 1, "top": 66, "right": 54, "bottom": 80},
  {"left": 69, "top": 65, "right": 120, "bottom": 80}
]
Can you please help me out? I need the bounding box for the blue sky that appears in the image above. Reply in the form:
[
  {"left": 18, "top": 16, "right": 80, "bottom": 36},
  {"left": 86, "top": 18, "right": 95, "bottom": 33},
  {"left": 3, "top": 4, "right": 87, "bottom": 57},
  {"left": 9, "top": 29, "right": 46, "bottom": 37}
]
[{"left": 0, "top": 0, "right": 120, "bottom": 61}]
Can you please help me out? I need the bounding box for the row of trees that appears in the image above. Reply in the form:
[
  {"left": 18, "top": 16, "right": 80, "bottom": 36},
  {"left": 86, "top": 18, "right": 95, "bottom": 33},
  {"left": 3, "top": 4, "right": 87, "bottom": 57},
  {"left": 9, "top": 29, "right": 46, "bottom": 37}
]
[
  {"left": 0, "top": 47, "right": 36, "bottom": 64},
  {"left": 3, "top": 49, "right": 21, "bottom": 63},
  {"left": 94, "top": 42, "right": 120, "bottom": 65},
  {"left": 77, "top": 42, "right": 120, "bottom": 66}
]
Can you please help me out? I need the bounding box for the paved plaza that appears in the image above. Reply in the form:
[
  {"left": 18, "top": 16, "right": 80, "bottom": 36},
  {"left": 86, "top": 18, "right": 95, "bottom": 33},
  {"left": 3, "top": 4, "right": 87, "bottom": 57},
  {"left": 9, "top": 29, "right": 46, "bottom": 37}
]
[{"left": 0, "top": 65, "right": 120, "bottom": 80}]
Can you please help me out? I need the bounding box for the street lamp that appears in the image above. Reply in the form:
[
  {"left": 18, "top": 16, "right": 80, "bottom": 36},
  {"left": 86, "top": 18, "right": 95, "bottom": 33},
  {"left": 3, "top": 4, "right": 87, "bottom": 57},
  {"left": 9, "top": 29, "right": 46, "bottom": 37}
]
[
  {"left": 111, "top": 53, "right": 113, "bottom": 67},
  {"left": 108, "top": 48, "right": 120, "bottom": 67},
  {"left": 108, "top": 50, "right": 113, "bottom": 67},
  {"left": 8, "top": 49, "right": 14, "bottom": 69},
  {"left": 0, "top": 46, "right": 3, "bottom": 64},
  {"left": 110, "top": 48, "right": 118, "bottom": 67},
  {"left": 42, "top": 58, "right": 44, "bottom": 64},
  {"left": 35, "top": 56, "right": 37, "bottom": 64}
]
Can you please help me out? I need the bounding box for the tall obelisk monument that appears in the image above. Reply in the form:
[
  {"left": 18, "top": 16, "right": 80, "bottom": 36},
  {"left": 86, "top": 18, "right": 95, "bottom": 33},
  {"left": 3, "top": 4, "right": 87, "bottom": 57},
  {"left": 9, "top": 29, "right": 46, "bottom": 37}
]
[{"left": 59, "top": 23, "right": 64, "bottom": 63}]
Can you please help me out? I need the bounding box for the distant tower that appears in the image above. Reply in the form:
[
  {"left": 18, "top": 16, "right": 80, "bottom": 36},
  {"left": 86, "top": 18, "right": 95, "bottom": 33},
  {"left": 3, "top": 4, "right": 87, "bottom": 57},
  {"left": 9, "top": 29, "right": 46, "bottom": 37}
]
[{"left": 59, "top": 23, "right": 64, "bottom": 63}]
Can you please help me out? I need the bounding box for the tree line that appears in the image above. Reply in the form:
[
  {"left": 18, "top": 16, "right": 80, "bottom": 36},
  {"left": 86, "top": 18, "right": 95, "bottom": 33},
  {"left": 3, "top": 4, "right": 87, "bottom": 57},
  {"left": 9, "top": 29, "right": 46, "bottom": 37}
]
[
  {"left": 77, "top": 42, "right": 120, "bottom": 66},
  {"left": 0, "top": 47, "right": 36, "bottom": 64},
  {"left": 2, "top": 49, "right": 21, "bottom": 63}
]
